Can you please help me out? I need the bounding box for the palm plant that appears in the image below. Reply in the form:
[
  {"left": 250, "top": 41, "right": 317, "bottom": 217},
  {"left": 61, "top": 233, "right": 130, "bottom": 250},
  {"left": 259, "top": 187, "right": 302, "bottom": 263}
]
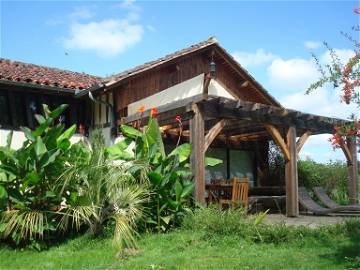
[{"left": 58, "top": 130, "right": 148, "bottom": 250}]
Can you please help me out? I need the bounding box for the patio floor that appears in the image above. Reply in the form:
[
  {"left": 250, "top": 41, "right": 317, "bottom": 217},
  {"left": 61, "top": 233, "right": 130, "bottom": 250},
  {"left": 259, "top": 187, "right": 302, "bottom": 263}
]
[{"left": 265, "top": 214, "right": 357, "bottom": 228}]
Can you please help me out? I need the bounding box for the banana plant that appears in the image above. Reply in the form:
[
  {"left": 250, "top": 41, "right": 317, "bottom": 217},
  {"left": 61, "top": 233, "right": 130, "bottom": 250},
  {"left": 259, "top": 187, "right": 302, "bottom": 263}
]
[
  {"left": 106, "top": 116, "right": 222, "bottom": 232},
  {"left": 0, "top": 104, "right": 77, "bottom": 245}
]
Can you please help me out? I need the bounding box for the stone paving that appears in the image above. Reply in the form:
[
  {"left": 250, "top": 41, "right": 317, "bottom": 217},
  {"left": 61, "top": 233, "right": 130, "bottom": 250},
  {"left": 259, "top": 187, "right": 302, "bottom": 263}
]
[{"left": 265, "top": 214, "right": 357, "bottom": 228}]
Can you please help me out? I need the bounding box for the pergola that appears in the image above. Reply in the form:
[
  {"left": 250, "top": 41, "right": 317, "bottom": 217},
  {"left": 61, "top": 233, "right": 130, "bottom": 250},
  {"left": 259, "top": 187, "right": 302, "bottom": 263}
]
[{"left": 122, "top": 94, "right": 359, "bottom": 217}]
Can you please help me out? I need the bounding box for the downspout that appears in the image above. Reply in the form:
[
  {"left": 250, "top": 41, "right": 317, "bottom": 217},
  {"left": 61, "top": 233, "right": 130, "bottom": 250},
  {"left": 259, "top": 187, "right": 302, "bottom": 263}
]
[
  {"left": 75, "top": 85, "right": 117, "bottom": 140},
  {"left": 88, "top": 90, "right": 117, "bottom": 139}
]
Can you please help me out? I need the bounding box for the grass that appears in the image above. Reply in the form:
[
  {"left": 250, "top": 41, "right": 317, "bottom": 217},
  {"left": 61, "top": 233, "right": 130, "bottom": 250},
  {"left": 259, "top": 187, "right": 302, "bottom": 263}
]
[
  {"left": 0, "top": 227, "right": 359, "bottom": 270},
  {"left": 1, "top": 208, "right": 359, "bottom": 270}
]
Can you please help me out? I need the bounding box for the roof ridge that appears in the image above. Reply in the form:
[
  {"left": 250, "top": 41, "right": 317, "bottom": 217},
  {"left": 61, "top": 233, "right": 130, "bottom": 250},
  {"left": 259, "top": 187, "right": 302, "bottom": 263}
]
[{"left": 103, "top": 37, "right": 218, "bottom": 85}]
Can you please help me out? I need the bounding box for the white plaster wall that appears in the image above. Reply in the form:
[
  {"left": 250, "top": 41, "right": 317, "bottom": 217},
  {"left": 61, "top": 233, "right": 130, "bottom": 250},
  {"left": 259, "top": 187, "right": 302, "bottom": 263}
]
[
  {"left": 0, "top": 129, "right": 86, "bottom": 149},
  {"left": 128, "top": 74, "right": 204, "bottom": 115},
  {"left": 0, "top": 130, "right": 27, "bottom": 149},
  {"left": 208, "top": 79, "right": 237, "bottom": 100},
  {"left": 128, "top": 74, "right": 237, "bottom": 116}
]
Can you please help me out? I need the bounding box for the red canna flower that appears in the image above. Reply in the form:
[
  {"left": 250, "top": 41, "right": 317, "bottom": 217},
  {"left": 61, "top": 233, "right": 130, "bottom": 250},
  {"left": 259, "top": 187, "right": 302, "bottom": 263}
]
[
  {"left": 175, "top": 115, "right": 182, "bottom": 122},
  {"left": 150, "top": 107, "right": 158, "bottom": 118},
  {"left": 79, "top": 124, "right": 84, "bottom": 135}
]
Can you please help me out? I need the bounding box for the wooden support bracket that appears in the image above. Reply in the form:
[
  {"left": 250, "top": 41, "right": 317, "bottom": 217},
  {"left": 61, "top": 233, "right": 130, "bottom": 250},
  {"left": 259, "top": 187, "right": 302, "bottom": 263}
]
[
  {"left": 296, "top": 131, "right": 311, "bottom": 154},
  {"left": 204, "top": 119, "right": 227, "bottom": 152},
  {"left": 340, "top": 143, "right": 353, "bottom": 163},
  {"left": 264, "top": 124, "right": 290, "bottom": 161}
]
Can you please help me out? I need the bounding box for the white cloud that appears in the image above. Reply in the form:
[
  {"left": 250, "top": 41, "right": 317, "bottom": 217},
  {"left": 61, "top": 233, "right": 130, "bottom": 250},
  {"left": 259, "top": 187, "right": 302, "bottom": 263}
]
[
  {"left": 267, "top": 57, "right": 319, "bottom": 92},
  {"left": 232, "top": 49, "right": 277, "bottom": 68},
  {"left": 304, "top": 41, "right": 322, "bottom": 49},
  {"left": 299, "top": 150, "right": 313, "bottom": 160},
  {"left": 298, "top": 134, "right": 346, "bottom": 162},
  {"left": 63, "top": 1, "right": 144, "bottom": 57},
  {"left": 280, "top": 87, "right": 358, "bottom": 119},
  {"left": 266, "top": 48, "right": 356, "bottom": 93},
  {"left": 64, "top": 19, "right": 143, "bottom": 57},
  {"left": 320, "top": 48, "right": 355, "bottom": 65}
]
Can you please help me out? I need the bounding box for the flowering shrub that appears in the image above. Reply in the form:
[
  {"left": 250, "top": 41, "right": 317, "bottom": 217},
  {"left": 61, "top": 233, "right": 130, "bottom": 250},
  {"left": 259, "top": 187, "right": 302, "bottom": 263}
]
[
  {"left": 329, "top": 123, "right": 360, "bottom": 152},
  {"left": 307, "top": 7, "right": 359, "bottom": 150}
]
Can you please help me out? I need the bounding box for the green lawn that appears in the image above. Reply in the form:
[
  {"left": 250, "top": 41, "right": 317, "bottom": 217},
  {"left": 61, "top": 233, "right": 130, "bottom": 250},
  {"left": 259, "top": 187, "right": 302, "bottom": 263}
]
[{"left": 0, "top": 229, "right": 356, "bottom": 270}]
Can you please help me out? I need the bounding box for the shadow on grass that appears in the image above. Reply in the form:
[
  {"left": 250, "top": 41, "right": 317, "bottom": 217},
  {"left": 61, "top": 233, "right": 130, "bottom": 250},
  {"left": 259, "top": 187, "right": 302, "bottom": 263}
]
[{"left": 320, "top": 219, "right": 360, "bottom": 269}]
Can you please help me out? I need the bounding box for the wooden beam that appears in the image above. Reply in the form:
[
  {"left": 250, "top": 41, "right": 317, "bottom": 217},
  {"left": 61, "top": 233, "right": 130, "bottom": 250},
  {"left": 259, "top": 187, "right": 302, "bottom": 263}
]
[
  {"left": 204, "top": 119, "right": 227, "bottom": 152},
  {"left": 203, "top": 73, "right": 211, "bottom": 95},
  {"left": 201, "top": 98, "right": 351, "bottom": 134},
  {"left": 264, "top": 124, "right": 290, "bottom": 161},
  {"left": 346, "top": 137, "right": 358, "bottom": 204},
  {"left": 190, "top": 103, "right": 206, "bottom": 205},
  {"left": 285, "top": 126, "right": 299, "bottom": 217},
  {"left": 296, "top": 131, "right": 311, "bottom": 153}
]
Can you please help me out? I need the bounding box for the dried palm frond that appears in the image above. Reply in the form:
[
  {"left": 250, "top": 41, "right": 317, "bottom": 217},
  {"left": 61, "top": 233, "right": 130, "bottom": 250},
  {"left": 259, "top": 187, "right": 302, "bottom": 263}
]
[
  {"left": 57, "top": 205, "right": 98, "bottom": 233},
  {"left": 1, "top": 210, "right": 49, "bottom": 241}
]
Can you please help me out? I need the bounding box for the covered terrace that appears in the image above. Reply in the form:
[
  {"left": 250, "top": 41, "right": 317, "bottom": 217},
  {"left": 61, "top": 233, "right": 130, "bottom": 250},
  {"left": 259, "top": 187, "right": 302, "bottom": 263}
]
[{"left": 122, "top": 94, "right": 359, "bottom": 217}]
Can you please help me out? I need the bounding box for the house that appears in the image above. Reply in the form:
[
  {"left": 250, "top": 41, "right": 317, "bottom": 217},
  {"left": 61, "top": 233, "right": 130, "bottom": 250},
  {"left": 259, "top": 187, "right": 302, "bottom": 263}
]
[
  {"left": 0, "top": 37, "right": 358, "bottom": 217},
  {"left": 0, "top": 58, "right": 101, "bottom": 147}
]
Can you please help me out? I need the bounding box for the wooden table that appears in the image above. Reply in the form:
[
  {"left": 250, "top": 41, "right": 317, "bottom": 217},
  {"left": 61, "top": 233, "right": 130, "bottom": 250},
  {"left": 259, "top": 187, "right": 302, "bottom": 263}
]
[
  {"left": 206, "top": 183, "right": 233, "bottom": 204},
  {"left": 206, "top": 183, "right": 286, "bottom": 209}
]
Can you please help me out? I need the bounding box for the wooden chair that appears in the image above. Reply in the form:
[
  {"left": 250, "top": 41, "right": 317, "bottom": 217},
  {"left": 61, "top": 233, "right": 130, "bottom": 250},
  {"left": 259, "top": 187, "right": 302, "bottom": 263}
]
[{"left": 219, "top": 177, "right": 249, "bottom": 209}]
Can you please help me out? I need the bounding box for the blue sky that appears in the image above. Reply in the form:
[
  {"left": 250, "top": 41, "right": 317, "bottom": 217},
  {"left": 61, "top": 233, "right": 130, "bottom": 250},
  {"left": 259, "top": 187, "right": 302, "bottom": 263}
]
[{"left": 1, "top": 0, "right": 359, "bottom": 162}]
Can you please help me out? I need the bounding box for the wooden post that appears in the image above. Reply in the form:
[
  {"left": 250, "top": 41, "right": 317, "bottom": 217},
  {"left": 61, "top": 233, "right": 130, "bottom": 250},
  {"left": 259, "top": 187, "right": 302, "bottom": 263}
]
[
  {"left": 347, "top": 137, "right": 358, "bottom": 204},
  {"left": 190, "top": 103, "right": 206, "bottom": 205},
  {"left": 285, "top": 126, "right": 299, "bottom": 217}
]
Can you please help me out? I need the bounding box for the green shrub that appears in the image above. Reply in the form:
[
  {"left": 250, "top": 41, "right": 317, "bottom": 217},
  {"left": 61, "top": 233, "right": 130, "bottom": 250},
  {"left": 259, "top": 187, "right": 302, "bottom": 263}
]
[
  {"left": 0, "top": 104, "right": 81, "bottom": 248},
  {"left": 298, "top": 159, "right": 351, "bottom": 204},
  {"left": 183, "top": 207, "right": 351, "bottom": 245},
  {"left": 183, "top": 206, "right": 289, "bottom": 243}
]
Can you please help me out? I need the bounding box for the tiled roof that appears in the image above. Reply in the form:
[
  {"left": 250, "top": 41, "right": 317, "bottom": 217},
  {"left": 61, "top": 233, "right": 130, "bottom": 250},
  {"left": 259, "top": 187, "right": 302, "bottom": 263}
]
[
  {"left": 102, "top": 37, "right": 218, "bottom": 85},
  {"left": 0, "top": 58, "right": 102, "bottom": 90}
]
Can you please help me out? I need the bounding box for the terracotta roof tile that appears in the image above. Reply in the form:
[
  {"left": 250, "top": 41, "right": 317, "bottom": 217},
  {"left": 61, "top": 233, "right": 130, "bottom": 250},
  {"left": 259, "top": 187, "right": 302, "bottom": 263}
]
[{"left": 0, "top": 58, "right": 102, "bottom": 90}]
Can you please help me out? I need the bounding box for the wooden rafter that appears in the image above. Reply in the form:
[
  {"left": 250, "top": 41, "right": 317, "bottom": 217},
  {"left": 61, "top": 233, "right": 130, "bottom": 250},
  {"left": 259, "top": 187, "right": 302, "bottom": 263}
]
[
  {"left": 296, "top": 131, "right": 311, "bottom": 154},
  {"left": 264, "top": 124, "right": 290, "bottom": 161},
  {"left": 204, "top": 119, "right": 227, "bottom": 152}
]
